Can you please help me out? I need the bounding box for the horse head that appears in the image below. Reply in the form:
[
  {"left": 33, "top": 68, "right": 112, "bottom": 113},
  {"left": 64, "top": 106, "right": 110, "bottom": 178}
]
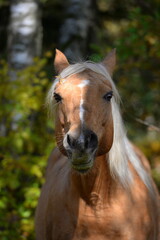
[{"left": 49, "top": 49, "right": 117, "bottom": 173}]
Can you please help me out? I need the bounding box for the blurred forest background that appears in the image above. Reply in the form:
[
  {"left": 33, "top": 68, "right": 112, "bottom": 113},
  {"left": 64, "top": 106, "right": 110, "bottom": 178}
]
[{"left": 0, "top": 0, "right": 160, "bottom": 239}]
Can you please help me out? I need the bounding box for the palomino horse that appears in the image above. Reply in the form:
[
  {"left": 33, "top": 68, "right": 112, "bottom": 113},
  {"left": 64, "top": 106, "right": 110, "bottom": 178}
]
[{"left": 35, "top": 49, "right": 159, "bottom": 240}]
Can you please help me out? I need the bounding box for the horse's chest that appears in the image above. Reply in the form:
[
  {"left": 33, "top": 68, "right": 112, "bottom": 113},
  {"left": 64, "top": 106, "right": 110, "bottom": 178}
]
[
  {"left": 52, "top": 198, "right": 150, "bottom": 240},
  {"left": 73, "top": 203, "right": 123, "bottom": 240},
  {"left": 53, "top": 206, "right": 119, "bottom": 240}
]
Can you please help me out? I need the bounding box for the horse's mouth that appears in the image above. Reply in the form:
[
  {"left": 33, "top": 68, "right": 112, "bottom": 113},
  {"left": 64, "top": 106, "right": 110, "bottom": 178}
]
[{"left": 71, "top": 159, "right": 93, "bottom": 173}]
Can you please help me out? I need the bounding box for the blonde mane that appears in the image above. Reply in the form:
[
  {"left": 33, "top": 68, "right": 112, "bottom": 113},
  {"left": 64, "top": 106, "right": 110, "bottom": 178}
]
[{"left": 47, "top": 61, "right": 154, "bottom": 194}]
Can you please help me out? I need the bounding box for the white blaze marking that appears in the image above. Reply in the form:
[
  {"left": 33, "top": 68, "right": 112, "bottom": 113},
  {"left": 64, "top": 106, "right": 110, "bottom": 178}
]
[
  {"left": 78, "top": 80, "right": 90, "bottom": 123},
  {"left": 79, "top": 99, "right": 84, "bottom": 122}
]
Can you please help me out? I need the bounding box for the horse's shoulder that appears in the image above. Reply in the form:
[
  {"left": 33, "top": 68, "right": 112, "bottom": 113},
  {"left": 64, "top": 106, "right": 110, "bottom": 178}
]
[{"left": 46, "top": 147, "right": 64, "bottom": 177}]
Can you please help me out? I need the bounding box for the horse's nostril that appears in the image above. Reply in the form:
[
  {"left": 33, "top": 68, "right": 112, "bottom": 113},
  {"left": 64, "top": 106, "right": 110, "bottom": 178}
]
[
  {"left": 86, "top": 132, "right": 98, "bottom": 149},
  {"left": 67, "top": 134, "right": 75, "bottom": 148},
  {"left": 84, "top": 131, "right": 98, "bottom": 150},
  {"left": 85, "top": 136, "right": 90, "bottom": 149},
  {"left": 67, "top": 134, "right": 71, "bottom": 146}
]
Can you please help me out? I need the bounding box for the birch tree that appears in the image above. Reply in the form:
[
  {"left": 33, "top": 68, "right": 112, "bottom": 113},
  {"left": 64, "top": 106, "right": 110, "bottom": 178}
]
[
  {"left": 8, "top": 0, "right": 42, "bottom": 69},
  {"left": 3, "top": 0, "right": 42, "bottom": 136}
]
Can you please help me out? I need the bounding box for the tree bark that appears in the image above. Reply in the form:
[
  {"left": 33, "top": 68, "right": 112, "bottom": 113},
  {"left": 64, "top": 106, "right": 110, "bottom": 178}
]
[
  {"left": 59, "top": 0, "right": 96, "bottom": 60},
  {"left": 8, "top": 0, "right": 42, "bottom": 69}
]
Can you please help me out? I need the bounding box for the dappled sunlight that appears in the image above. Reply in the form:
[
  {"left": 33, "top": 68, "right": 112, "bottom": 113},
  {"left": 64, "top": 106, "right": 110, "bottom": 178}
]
[{"left": 0, "top": 0, "right": 159, "bottom": 239}]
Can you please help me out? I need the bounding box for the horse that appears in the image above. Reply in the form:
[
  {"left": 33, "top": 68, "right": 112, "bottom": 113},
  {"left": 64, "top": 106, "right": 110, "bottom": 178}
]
[{"left": 35, "top": 49, "right": 159, "bottom": 240}]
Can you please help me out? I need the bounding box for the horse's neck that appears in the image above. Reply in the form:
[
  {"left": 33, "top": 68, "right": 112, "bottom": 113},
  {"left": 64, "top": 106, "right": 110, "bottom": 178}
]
[{"left": 71, "top": 154, "right": 113, "bottom": 205}]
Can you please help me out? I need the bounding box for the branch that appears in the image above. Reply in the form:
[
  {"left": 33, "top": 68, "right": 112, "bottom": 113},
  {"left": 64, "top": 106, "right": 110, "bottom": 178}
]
[{"left": 136, "top": 118, "right": 160, "bottom": 133}]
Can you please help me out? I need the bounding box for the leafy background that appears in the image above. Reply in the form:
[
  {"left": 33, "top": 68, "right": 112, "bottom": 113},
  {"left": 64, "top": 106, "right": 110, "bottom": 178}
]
[{"left": 0, "top": 0, "right": 160, "bottom": 239}]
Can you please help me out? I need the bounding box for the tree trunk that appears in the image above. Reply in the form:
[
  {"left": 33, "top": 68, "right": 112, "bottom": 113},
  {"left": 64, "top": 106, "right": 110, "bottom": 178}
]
[
  {"left": 8, "top": 0, "right": 42, "bottom": 69},
  {"left": 59, "top": 0, "right": 96, "bottom": 60}
]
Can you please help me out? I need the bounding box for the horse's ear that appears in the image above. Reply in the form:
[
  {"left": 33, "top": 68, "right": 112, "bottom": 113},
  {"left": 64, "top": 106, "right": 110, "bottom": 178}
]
[
  {"left": 102, "top": 49, "right": 116, "bottom": 76},
  {"left": 54, "top": 49, "right": 69, "bottom": 74}
]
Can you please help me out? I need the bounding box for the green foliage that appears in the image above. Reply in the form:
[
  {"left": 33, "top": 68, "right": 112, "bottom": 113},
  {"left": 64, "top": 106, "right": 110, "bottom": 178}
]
[
  {"left": 114, "top": 7, "right": 160, "bottom": 126},
  {"left": 0, "top": 57, "right": 55, "bottom": 239},
  {"left": 0, "top": 0, "right": 8, "bottom": 7},
  {"left": 0, "top": 1, "right": 160, "bottom": 239}
]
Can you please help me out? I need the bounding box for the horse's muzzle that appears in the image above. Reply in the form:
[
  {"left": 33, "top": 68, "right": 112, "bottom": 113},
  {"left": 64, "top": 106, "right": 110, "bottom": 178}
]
[{"left": 63, "top": 129, "right": 98, "bottom": 173}]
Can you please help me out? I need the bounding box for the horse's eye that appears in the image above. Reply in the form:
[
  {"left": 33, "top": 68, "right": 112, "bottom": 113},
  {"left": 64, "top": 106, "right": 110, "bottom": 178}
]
[
  {"left": 54, "top": 92, "right": 62, "bottom": 103},
  {"left": 103, "top": 91, "right": 113, "bottom": 102}
]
